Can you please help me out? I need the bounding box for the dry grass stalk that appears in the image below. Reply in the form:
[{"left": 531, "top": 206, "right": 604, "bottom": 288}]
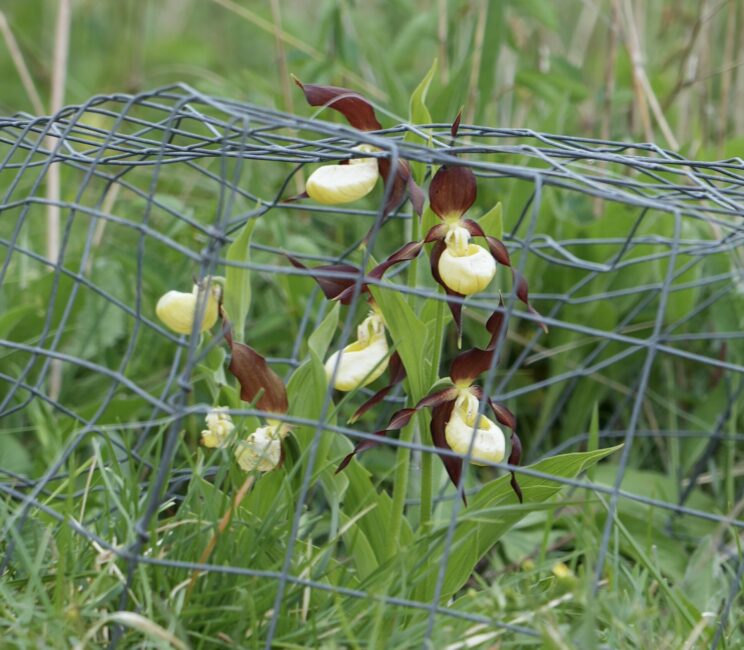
[{"left": 0, "top": 11, "right": 44, "bottom": 114}]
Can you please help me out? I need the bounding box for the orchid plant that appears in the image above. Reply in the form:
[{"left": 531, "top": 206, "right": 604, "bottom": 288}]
[
  {"left": 154, "top": 82, "right": 546, "bottom": 505},
  {"left": 149, "top": 75, "right": 619, "bottom": 624}
]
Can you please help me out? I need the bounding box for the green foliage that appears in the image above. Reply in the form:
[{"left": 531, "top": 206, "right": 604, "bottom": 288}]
[
  {"left": 418, "top": 445, "right": 622, "bottom": 602},
  {"left": 368, "top": 283, "right": 431, "bottom": 401},
  {"left": 405, "top": 58, "right": 437, "bottom": 183},
  {"left": 477, "top": 201, "right": 504, "bottom": 241},
  {"left": 223, "top": 218, "right": 257, "bottom": 343}
]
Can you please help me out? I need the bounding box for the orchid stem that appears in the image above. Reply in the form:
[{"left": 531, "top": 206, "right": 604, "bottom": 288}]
[
  {"left": 419, "top": 415, "right": 433, "bottom": 531},
  {"left": 419, "top": 298, "right": 446, "bottom": 531},
  {"left": 386, "top": 420, "right": 415, "bottom": 559},
  {"left": 407, "top": 199, "right": 421, "bottom": 308}
]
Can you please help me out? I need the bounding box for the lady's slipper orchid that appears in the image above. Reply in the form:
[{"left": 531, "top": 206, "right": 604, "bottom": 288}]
[
  {"left": 293, "top": 78, "right": 424, "bottom": 218},
  {"left": 444, "top": 391, "right": 504, "bottom": 464},
  {"left": 369, "top": 118, "right": 546, "bottom": 336},
  {"left": 324, "top": 312, "right": 389, "bottom": 391},
  {"left": 200, "top": 407, "right": 235, "bottom": 448},
  {"left": 305, "top": 145, "right": 380, "bottom": 205},
  {"left": 337, "top": 306, "right": 524, "bottom": 503},
  {"left": 156, "top": 279, "right": 220, "bottom": 335},
  {"left": 286, "top": 255, "right": 407, "bottom": 418},
  {"left": 235, "top": 418, "right": 290, "bottom": 473},
  {"left": 438, "top": 226, "right": 496, "bottom": 295}
]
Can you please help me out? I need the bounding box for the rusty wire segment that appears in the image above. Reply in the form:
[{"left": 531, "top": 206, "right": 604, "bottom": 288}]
[{"left": 1, "top": 84, "right": 743, "bottom": 647}]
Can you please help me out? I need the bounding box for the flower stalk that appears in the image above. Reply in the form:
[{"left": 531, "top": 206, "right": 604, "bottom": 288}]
[
  {"left": 185, "top": 473, "right": 255, "bottom": 599},
  {"left": 418, "top": 297, "right": 446, "bottom": 530}
]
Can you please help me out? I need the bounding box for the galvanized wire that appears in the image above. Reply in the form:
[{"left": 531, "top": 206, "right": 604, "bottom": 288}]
[{"left": 0, "top": 83, "right": 742, "bottom": 647}]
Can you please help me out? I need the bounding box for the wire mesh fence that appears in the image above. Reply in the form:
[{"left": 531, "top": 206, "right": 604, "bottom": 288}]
[{"left": 1, "top": 83, "right": 743, "bottom": 647}]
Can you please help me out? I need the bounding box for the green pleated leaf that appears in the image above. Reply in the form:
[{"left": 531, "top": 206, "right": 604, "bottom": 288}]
[
  {"left": 368, "top": 284, "right": 430, "bottom": 401},
  {"left": 414, "top": 444, "right": 622, "bottom": 601},
  {"left": 405, "top": 58, "right": 437, "bottom": 183},
  {"left": 477, "top": 201, "right": 503, "bottom": 241},
  {"left": 223, "top": 219, "right": 256, "bottom": 343},
  {"left": 308, "top": 302, "right": 340, "bottom": 360},
  {"left": 286, "top": 350, "right": 333, "bottom": 478}
]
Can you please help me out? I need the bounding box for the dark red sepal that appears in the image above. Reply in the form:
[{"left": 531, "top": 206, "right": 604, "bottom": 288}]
[
  {"left": 415, "top": 386, "right": 458, "bottom": 409},
  {"left": 483, "top": 234, "right": 512, "bottom": 267},
  {"left": 281, "top": 191, "right": 309, "bottom": 204},
  {"left": 368, "top": 240, "right": 425, "bottom": 280},
  {"left": 286, "top": 255, "right": 365, "bottom": 305},
  {"left": 429, "top": 165, "right": 477, "bottom": 220},
  {"left": 294, "top": 78, "right": 382, "bottom": 131},
  {"left": 377, "top": 158, "right": 424, "bottom": 218},
  {"left": 461, "top": 218, "right": 483, "bottom": 237},
  {"left": 224, "top": 327, "right": 288, "bottom": 414},
  {"left": 424, "top": 222, "right": 448, "bottom": 243},
  {"left": 336, "top": 437, "right": 380, "bottom": 473},
  {"left": 348, "top": 352, "right": 406, "bottom": 424},
  {"left": 429, "top": 239, "right": 464, "bottom": 337},
  {"left": 511, "top": 268, "right": 548, "bottom": 333},
  {"left": 507, "top": 431, "right": 523, "bottom": 503},
  {"left": 485, "top": 302, "right": 506, "bottom": 349},
  {"left": 387, "top": 407, "right": 418, "bottom": 429},
  {"left": 451, "top": 110, "right": 463, "bottom": 138},
  {"left": 449, "top": 348, "right": 496, "bottom": 385},
  {"left": 448, "top": 302, "right": 506, "bottom": 383},
  {"left": 490, "top": 400, "right": 517, "bottom": 432},
  {"left": 430, "top": 401, "right": 466, "bottom": 505},
  {"left": 336, "top": 405, "right": 418, "bottom": 473},
  {"left": 407, "top": 174, "right": 426, "bottom": 217},
  {"left": 462, "top": 220, "right": 511, "bottom": 267}
]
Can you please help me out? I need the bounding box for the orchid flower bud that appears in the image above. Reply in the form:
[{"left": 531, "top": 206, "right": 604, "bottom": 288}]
[
  {"left": 445, "top": 391, "right": 505, "bottom": 465},
  {"left": 156, "top": 280, "right": 220, "bottom": 335},
  {"left": 200, "top": 407, "right": 235, "bottom": 448},
  {"left": 324, "top": 313, "right": 388, "bottom": 391},
  {"left": 305, "top": 145, "right": 380, "bottom": 205},
  {"left": 437, "top": 226, "right": 496, "bottom": 295},
  {"left": 234, "top": 419, "right": 289, "bottom": 473}
]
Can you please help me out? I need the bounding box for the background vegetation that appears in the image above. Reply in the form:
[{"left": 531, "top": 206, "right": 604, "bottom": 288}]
[{"left": 1, "top": 0, "right": 743, "bottom": 648}]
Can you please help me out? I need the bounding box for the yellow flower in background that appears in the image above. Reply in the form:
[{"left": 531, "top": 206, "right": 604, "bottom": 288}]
[
  {"left": 551, "top": 562, "right": 574, "bottom": 580},
  {"left": 305, "top": 145, "right": 380, "bottom": 205},
  {"left": 438, "top": 225, "right": 496, "bottom": 295},
  {"left": 156, "top": 280, "right": 220, "bottom": 334},
  {"left": 444, "top": 390, "right": 505, "bottom": 465},
  {"left": 324, "top": 312, "right": 388, "bottom": 391},
  {"left": 200, "top": 407, "right": 235, "bottom": 448},
  {"left": 234, "top": 419, "right": 289, "bottom": 472},
  {"left": 551, "top": 561, "right": 577, "bottom": 591}
]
